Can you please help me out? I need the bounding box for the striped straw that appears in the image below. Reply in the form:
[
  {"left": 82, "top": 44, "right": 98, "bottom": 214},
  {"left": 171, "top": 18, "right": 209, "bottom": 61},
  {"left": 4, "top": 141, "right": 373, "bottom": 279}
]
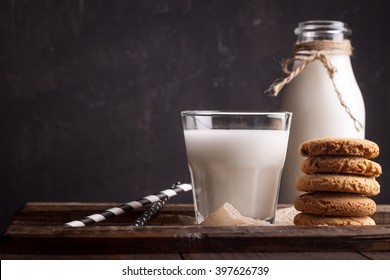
[
  {"left": 132, "top": 197, "right": 169, "bottom": 227},
  {"left": 64, "top": 182, "right": 192, "bottom": 227}
]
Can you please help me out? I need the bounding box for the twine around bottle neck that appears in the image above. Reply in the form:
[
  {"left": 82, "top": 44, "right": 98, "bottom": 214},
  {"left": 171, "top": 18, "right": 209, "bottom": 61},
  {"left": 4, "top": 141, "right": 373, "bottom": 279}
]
[
  {"left": 266, "top": 39, "right": 363, "bottom": 132},
  {"left": 294, "top": 39, "right": 353, "bottom": 54}
]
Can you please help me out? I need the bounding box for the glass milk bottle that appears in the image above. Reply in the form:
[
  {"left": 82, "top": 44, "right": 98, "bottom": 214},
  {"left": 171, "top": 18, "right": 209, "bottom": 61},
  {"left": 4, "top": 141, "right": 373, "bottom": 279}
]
[{"left": 278, "top": 20, "right": 365, "bottom": 203}]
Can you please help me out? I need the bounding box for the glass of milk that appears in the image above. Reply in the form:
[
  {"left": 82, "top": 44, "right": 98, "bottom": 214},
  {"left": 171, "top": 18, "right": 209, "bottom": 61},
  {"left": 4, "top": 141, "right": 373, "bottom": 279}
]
[{"left": 181, "top": 111, "right": 292, "bottom": 224}]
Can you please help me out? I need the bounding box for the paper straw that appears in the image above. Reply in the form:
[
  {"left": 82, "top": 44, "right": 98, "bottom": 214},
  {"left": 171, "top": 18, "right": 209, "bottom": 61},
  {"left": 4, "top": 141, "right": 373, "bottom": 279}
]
[
  {"left": 64, "top": 182, "right": 192, "bottom": 227},
  {"left": 132, "top": 196, "right": 169, "bottom": 227}
]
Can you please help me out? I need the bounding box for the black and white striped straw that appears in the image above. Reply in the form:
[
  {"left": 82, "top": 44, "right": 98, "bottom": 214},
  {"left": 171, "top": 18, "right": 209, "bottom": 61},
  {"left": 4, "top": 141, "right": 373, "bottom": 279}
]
[
  {"left": 64, "top": 182, "right": 192, "bottom": 227},
  {"left": 132, "top": 196, "right": 169, "bottom": 227}
]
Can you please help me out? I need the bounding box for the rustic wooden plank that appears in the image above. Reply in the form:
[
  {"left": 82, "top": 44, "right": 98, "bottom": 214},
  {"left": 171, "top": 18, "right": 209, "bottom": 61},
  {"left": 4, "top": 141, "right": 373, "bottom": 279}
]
[
  {"left": 10, "top": 203, "right": 195, "bottom": 226},
  {"left": 0, "top": 254, "right": 183, "bottom": 260},
  {"left": 2, "top": 203, "right": 390, "bottom": 256},
  {"left": 10, "top": 203, "right": 390, "bottom": 225},
  {"left": 358, "top": 251, "right": 390, "bottom": 260},
  {"left": 0, "top": 252, "right": 371, "bottom": 260},
  {"left": 19, "top": 202, "right": 194, "bottom": 212},
  {"left": 2, "top": 225, "right": 390, "bottom": 254},
  {"left": 183, "top": 252, "right": 369, "bottom": 260},
  {"left": 6, "top": 224, "right": 390, "bottom": 239},
  {"left": 372, "top": 205, "right": 390, "bottom": 225}
]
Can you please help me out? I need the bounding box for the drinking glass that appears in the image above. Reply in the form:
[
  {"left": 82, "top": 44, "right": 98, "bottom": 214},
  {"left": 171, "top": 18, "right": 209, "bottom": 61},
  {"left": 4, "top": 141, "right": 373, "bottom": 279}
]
[{"left": 181, "top": 111, "right": 292, "bottom": 224}]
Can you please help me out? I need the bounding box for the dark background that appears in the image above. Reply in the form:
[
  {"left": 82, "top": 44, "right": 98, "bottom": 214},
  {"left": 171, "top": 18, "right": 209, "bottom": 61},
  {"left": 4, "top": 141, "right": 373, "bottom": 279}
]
[{"left": 1, "top": 0, "right": 389, "bottom": 232}]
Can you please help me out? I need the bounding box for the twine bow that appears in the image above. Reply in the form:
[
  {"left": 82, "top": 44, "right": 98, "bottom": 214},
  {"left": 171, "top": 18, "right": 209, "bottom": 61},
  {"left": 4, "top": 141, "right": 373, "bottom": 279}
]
[{"left": 266, "top": 40, "right": 363, "bottom": 132}]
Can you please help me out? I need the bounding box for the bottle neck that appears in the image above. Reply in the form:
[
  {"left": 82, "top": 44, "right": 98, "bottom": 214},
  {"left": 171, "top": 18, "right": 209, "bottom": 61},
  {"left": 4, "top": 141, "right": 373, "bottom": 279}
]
[
  {"left": 295, "top": 20, "right": 351, "bottom": 43},
  {"left": 293, "top": 21, "right": 353, "bottom": 56}
]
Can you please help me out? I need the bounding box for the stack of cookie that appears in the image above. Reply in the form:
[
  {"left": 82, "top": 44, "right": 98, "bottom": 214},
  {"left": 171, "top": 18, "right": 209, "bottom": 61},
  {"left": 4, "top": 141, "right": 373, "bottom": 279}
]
[{"left": 293, "top": 138, "right": 382, "bottom": 226}]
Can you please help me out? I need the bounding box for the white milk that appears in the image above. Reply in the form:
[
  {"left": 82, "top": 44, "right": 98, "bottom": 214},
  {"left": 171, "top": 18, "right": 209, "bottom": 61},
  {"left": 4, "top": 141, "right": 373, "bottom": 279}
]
[
  {"left": 184, "top": 129, "right": 289, "bottom": 223},
  {"left": 279, "top": 55, "right": 365, "bottom": 203}
]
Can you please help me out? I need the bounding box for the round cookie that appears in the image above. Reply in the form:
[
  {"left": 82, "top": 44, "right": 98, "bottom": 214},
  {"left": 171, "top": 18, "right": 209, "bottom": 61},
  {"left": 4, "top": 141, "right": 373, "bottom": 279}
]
[
  {"left": 296, "top": 174, "right": 380, "bottom": 196},
  {"left": 294, "top": 213, "right": 376, "bottom": 226},
  {"left": 294, "top": 192, "right": 377, "bottom": 217},
  {"left": 300, "top": 156, "right": 382, "bottom": 177},
  {"left": 299, "top": 138, "right": 380, "bottom": 158}
]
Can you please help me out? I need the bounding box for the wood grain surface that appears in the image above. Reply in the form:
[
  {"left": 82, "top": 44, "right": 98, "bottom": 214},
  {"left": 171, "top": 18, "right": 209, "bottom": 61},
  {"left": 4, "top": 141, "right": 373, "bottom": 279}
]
[{"left": 1, "top": 203, "right": 390, "bottom": 259}]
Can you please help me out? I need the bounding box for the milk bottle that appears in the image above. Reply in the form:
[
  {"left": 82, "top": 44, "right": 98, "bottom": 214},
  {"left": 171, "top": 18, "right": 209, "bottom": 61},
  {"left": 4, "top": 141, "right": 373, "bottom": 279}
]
[{"left": 274, "top": 21, "right": 365, "bottom": 203}]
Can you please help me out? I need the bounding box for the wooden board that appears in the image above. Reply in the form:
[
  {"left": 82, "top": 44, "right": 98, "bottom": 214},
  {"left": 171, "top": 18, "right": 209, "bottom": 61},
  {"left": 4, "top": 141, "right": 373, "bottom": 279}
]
[{"left": 1, "top": 203, "right": 390, "bottom": 256}]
